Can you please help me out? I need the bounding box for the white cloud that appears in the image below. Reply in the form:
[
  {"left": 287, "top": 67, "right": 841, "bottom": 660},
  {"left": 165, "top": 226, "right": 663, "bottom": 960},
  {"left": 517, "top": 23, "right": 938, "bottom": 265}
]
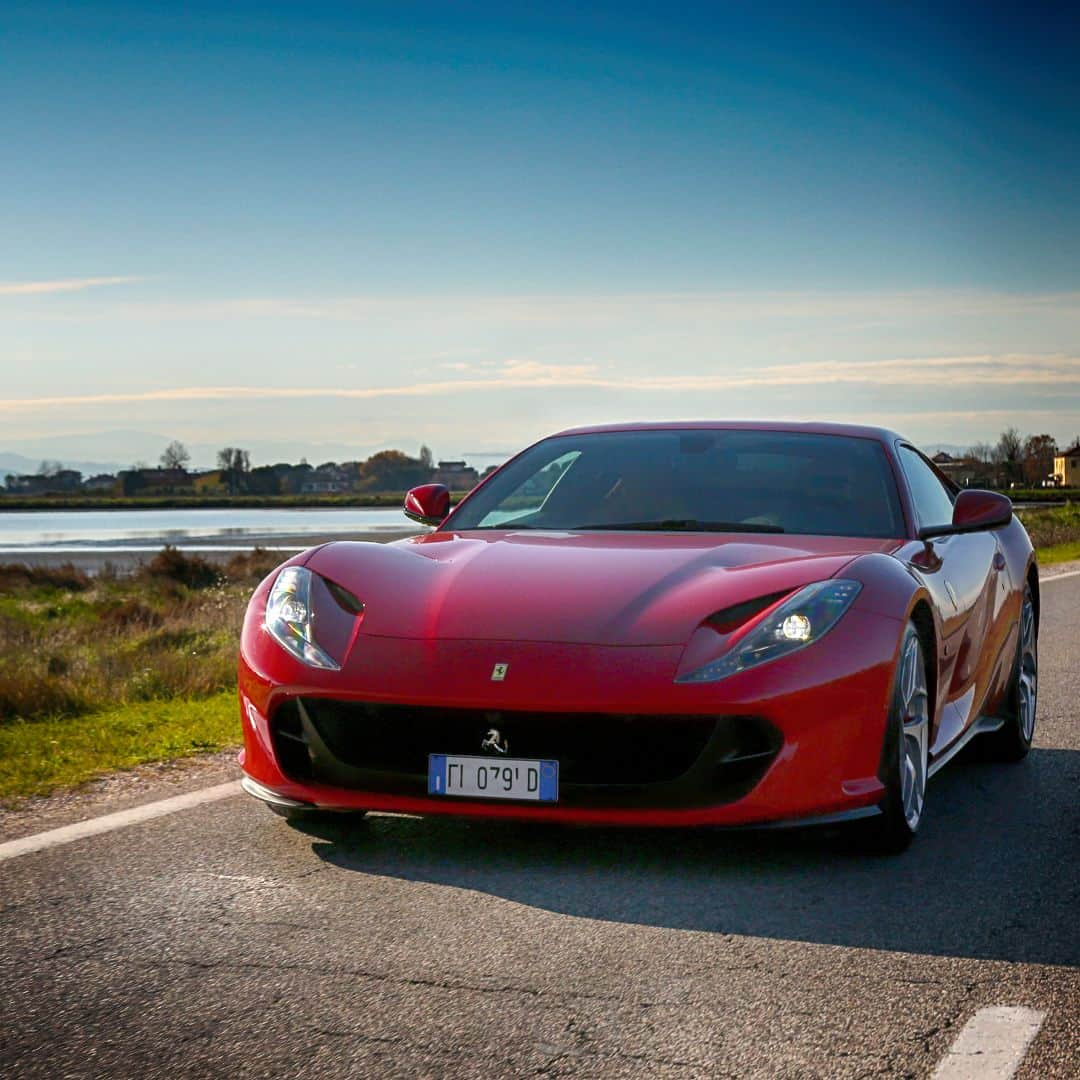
[
  {"left": 0, "top": 276, "right": 141, "bottom": 296},
  {"left": 0, "top": 353, "right": 1075, "bottom": 412}
]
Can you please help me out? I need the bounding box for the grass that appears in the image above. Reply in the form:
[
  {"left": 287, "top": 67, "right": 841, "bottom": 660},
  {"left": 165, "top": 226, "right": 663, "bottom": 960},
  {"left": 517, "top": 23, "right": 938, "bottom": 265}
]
[
  {"left": 1036, "top": 541, "right": 1080, "bottom": 566},
  {"left": 0, "top": 691, "right": 238, "bottom": 800},
  {"left": 0, "top": 547, "right": 283, "bottom": 803},
  {"left": 1016, "top": 501, "right": 1080, "bottom": 558}
]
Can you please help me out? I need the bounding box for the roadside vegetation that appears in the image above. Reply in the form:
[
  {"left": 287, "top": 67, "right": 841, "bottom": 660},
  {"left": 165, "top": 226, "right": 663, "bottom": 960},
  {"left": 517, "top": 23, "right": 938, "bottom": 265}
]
[
  {"left": 1018, "top": 501, "right": 1080, "bottom": 565},
  {"left": 0, "top": 548, "right": 282, "bottom": 802}
]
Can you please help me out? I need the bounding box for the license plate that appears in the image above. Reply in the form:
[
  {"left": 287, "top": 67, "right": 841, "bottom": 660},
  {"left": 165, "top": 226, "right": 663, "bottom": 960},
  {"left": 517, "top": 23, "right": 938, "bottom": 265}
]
[{"left": 428, "top": 754, "right": 559, "bottom": 802}]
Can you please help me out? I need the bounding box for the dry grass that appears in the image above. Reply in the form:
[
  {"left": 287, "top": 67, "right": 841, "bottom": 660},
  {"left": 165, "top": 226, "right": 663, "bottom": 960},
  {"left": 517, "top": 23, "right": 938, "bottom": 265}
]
[
  {"left": 0, "top": 547, "right": 283, "bottom": 722},
  {"left": 1017, "top": 501, "right": 1080, "bottom": 551}
]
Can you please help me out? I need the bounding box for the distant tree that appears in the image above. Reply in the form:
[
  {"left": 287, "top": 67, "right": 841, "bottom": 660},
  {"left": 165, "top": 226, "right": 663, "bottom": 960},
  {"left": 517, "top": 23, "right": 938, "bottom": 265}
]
[
  {"left": 37, "top": 459, "right": 63, "bottom": 477},
  {"left": 216, "top": 447, "right": 251, "bottom": 494},
  {"left": 247, "top": 465, "right": 283, "bottom": 495},
  {"left": 968, "top": 442, "right": 993, "bottom": 464},
  {"left": 1021, "top": 434, "right": 1057, "bottom": 487},
  {"left": 419, "top": 444, "right": 434, "bottom": 470},
  {"left": 992, "top": 427, "right": 1023, "bottom": 463},
  {"left": 992, "top": 427, "right": 1024, "bottom": 485},
  {"left": 160, "top": 440, "right": 191, "bottom": 470},
  {"left": 358, "top": 450, "right": 433, "bottom": 492}
]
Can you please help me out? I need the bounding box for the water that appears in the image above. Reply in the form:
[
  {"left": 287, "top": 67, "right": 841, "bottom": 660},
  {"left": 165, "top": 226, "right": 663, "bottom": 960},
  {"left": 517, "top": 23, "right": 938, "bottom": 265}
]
[{"left": 0, "top": 507, "right": 416, "bottom": 552}]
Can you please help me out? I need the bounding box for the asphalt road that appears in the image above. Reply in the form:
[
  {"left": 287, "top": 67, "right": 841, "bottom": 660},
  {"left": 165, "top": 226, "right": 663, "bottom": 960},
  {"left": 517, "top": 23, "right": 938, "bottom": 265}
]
[{"left": 2, "top": 577, "right": 1078, "bottom": 1078}]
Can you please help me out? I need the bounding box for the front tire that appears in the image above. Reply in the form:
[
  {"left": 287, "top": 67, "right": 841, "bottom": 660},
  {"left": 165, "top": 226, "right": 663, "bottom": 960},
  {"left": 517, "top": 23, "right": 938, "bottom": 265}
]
[
  {"left": 983, "top": 582, "right": 1037, "bottom": 761},
  {"left": 862, "top": 622, "right": 930, "bottom": 854}
]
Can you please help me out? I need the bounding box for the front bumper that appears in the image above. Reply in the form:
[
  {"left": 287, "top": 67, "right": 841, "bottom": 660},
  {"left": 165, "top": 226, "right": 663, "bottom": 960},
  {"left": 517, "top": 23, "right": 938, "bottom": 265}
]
[{"left": 238, "top": 609, "right": 902, "bottom": 827}]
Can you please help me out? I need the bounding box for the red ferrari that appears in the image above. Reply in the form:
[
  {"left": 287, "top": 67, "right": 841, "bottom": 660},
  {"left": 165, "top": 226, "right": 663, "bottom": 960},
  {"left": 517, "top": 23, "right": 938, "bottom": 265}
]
[{"left": 238, "top": 422, "right": 1038, "bottom": 852}]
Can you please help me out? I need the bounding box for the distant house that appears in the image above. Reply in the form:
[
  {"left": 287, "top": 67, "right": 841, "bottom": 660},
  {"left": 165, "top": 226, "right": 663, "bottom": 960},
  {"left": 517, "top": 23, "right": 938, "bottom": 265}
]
[
  {"left": 300, "top": 464, "right": 351, "bottom": 494},
  {"left": 5, "top": 474, "right": 49, "bottom": 495},
  {"left": 4, "top": 470, "right": 83, "bottom": 495},
  {"left": 1052, "top": 443, "right": 1080, "bottom": 487},
  {"left": 192, "top": 469, "right": 227, "bottom": 494},
  {"left": 83, "top": 473, "right": 118, "bottom": 493},
  {"left": 433, "top": 460, "right": 480, "bottom": 491},
  {"left": 118, "top": 467, "right": 190, "bottom": 496}
]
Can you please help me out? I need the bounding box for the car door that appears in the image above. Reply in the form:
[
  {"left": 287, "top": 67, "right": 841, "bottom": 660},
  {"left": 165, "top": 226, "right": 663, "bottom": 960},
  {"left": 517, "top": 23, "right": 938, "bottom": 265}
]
[{"left": 896, "top": 445, "right": 1001, "bottom": 755}]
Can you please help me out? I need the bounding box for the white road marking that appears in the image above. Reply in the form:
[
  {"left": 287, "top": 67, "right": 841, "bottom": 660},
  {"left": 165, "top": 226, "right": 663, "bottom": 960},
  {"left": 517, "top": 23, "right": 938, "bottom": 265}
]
[
  {"left": 932, "top": 1006, "right": 1046, "bottom": 1079},
  {"left": 1040, "top": 568, "right": 1080, "bottom": 584},
  {"left": 0, "top": 780, "right": 241, "bottom": 863}
]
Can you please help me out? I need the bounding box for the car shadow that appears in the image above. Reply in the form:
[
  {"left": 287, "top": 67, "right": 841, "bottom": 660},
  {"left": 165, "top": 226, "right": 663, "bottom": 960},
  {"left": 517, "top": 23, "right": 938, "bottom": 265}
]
[{"left": 295, "top": 747, "right": 1080, "bottom": 966}]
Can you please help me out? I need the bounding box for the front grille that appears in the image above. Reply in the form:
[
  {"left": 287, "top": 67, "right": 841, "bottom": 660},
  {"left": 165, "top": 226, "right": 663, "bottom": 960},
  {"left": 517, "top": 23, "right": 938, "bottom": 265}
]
[{"left": 270, "top": 698, "right": 780, "bottom": 809}]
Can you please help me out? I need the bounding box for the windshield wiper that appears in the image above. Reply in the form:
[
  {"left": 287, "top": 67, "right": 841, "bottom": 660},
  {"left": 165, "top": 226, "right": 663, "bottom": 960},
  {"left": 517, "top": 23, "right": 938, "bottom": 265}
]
[{"left": 575, "top": 519, "right": 784, "bottom": 533}]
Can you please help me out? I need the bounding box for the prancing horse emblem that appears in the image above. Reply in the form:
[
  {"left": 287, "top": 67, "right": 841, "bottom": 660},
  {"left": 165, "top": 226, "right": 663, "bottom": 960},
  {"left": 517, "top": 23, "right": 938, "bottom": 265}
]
[
  {"left": 490, "top": 662, "right": 509, "bottom": 681},
  {"left": 482, "top": 729, "right": 509, "bottom": 755}
]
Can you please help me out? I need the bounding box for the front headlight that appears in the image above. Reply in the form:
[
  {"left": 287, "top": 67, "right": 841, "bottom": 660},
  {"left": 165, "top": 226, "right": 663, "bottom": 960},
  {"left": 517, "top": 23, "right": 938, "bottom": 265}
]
[
  {"left": 677, "top": 579, "right": 862, "bottom": 684},
  {"left": 264, "top": 566, "right": 340, "bottom": 670}
]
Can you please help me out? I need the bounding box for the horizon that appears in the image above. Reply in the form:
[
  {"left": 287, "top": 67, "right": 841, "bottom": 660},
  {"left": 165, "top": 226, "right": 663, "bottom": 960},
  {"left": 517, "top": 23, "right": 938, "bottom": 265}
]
[
  {"left": 3, "top": 2, "right": 1078, "bottom": 457},
  {"left": 0, "top": 425, "right": 1071, "bottom": 481}
]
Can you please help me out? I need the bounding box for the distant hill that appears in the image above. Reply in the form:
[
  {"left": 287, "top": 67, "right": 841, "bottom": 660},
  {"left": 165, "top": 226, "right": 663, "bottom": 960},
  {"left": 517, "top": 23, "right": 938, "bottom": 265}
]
[{"left": 0, "top": 451, "right": 126, "bottom": 478}]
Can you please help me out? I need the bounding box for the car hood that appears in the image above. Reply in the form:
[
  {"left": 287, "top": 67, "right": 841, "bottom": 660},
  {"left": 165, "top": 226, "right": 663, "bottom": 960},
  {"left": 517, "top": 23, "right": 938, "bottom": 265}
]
[{"left": 305, "top": 530, "right": 899, "bottom": 646}]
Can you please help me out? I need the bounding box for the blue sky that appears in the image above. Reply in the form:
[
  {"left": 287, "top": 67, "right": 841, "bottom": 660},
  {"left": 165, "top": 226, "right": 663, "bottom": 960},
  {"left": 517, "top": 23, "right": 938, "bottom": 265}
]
[{"left": 2, "top": 1, "right": 1078, "bottom": 465}]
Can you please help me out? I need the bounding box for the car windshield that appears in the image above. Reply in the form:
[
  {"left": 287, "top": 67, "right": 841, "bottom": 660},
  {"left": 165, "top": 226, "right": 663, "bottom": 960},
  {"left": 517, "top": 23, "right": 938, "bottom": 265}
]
[{"left": 447, "top": 429, "right": 905, "bottom": 538}]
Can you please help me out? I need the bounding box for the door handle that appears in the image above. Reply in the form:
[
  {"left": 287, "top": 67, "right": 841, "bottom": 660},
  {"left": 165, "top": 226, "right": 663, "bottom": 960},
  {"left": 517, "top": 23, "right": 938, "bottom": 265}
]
[{"left": 993, "top": 552, "right": 1006, "bottom": 571}]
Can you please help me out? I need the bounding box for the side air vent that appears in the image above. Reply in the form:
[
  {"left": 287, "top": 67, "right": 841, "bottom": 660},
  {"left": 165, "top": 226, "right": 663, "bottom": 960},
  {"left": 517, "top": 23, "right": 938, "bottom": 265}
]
[{"left": 706, "top": 590, "right": 791, "bottom": 634}]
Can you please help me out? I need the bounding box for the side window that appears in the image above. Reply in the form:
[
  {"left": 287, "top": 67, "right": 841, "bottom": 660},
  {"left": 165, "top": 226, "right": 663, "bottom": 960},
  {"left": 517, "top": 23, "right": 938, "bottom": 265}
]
[{"left": 898, "top": 446, "right": 955, "bottom": 530}]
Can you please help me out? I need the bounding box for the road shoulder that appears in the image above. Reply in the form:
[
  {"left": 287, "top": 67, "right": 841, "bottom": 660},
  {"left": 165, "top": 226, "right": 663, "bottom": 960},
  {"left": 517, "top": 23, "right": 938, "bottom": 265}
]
[{"left": 0, "top": 748, "right": 240, "bottom": 843}]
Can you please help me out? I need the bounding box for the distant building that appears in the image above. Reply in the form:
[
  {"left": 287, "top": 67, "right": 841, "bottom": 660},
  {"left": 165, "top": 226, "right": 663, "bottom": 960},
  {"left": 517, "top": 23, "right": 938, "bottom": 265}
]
[
  {"left": 117, "top": 467, "right": 191, "bottom": 495},
  {"left": 83, "top": 473, "right": 118, "bottom": 493},
  {"left": 5, "top": 474, "right": 48, "bottom": 495},
  {"left": 929, "top": 452, "right": 974, "bottom": 487},
  {"left": 300, "top": 464, "right": 351, "bottom": 494},
  {"left": 433, "top": 460, "right": 480, "bottom": 491},
  {"left": 1052, "top": 443, "right": 1080, "bottom": 487},
  {"left": 192, "top": 470, "right": 227, "bottom": 494},
  {"left": 4, "top": 470, "right": 83, "bottom": 495}
]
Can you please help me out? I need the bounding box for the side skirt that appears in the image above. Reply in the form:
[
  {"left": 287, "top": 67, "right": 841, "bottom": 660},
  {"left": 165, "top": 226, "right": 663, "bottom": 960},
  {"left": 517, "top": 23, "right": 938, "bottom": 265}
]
[{"left": 928, "top": 715, "right": 1004, "bottom": 778}]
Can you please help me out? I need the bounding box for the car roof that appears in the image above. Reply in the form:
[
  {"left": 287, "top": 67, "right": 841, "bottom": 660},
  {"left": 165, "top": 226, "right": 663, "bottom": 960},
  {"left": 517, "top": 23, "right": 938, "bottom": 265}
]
[{"left": 549, "top": 420, "right": 905, "bottom": 444}]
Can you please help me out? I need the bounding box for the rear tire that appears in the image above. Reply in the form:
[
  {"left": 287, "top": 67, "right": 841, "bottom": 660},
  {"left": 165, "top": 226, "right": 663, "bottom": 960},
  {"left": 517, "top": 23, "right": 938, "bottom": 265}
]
[
  {"left": 983, "top": 582, "right": 1037, "bottom": 762},
  {"left": 860, "top": 622, "right": 929, "bottom": 854}
]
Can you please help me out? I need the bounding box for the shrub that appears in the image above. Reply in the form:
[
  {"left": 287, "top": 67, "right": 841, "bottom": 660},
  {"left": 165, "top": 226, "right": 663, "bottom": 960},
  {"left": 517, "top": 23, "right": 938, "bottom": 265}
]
[
  {"left": 0, "top": 562, "right": 91, "bottom": 592},
  {"left": 138, "top": 546, "right": 220, "bottom": 589},
  {"left": 221, "top": 547, "right": 285, "bottom": 584}
]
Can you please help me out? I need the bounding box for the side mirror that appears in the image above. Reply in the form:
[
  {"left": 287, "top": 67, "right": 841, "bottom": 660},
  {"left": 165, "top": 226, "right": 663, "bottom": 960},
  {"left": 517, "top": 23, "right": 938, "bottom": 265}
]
[
  {"left": 404, "top": 483, "right": 450, "bottom": 527},
  {"left": 920, "top": 489, "right": 1012, "bottom": 538}
]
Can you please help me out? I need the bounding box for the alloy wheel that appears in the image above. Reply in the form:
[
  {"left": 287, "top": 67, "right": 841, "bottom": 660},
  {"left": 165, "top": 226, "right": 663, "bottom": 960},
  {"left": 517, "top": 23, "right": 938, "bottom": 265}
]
[
  {"left": 898, "top": 633, "right": 929, "bottom": 831},
  {"left": 1018, "top": 592, "right": 1038, "bottom": 743}
]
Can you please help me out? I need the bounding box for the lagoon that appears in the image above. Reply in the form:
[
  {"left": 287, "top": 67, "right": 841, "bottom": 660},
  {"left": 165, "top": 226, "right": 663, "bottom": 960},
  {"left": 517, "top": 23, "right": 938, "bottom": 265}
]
[{"left": 0, "top": 507, "right": 417, "bottom": 552}]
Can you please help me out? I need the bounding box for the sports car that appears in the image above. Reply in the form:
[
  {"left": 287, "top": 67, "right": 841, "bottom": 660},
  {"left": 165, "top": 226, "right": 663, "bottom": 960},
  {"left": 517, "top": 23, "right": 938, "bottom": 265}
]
[{"left": 238, "top": 422, "right": 1038, "bottom": 852}]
